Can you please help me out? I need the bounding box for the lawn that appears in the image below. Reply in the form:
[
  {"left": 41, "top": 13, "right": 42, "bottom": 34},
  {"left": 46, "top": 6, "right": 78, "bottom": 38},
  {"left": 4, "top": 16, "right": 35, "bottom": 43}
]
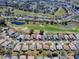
[{"left": 11, "top": 23, "right": 79, "bottom": 34}]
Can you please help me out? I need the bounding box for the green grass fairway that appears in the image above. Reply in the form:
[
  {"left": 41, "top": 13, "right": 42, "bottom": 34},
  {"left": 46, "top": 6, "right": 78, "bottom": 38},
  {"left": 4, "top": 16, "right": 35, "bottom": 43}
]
[{"left": 11, "top": 23, "right": 79, "bottom": 33}]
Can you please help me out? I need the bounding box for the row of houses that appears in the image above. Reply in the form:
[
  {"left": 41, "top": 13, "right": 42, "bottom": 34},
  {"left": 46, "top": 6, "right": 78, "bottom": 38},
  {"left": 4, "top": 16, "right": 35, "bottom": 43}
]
[
  {"left": 0, "top": 37, "right": 79, "bottom": 59},
  {"left": 1, "top": 26, "right": 79, "bottom": 42}
]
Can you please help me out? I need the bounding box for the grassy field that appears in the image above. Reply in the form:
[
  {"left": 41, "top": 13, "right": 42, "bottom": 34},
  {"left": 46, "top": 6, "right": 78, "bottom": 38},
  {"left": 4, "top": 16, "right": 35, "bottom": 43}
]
[{"left": 11, "top": 23, "right": 79, "bottom": 33}]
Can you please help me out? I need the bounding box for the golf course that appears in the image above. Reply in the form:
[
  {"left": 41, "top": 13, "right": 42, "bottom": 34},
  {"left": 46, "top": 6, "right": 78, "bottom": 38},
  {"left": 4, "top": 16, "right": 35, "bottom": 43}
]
[{"left": 10, "top": 23, "right": 79, "bottom": 33}]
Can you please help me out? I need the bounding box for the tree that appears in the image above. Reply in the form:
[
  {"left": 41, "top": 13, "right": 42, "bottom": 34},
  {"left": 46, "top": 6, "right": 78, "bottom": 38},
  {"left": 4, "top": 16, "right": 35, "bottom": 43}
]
[
  {"left": 39, "top": 30, "right": 44, "bottom": 35},
  {"left": 29, "top": 29, "right": 34, "bottom": 35}
]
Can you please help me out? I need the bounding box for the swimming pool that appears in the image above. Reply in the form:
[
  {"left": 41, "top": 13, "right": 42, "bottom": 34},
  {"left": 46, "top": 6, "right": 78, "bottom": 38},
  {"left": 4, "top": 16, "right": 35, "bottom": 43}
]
[{"left": 11, "top": 22, "right": 25, "bottom": 25}]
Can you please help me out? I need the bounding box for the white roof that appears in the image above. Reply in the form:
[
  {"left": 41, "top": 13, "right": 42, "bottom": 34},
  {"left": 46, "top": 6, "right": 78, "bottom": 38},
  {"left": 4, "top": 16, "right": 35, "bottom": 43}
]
[
  {"left": 13, "top": 43, "right": 21, "bottom": 51},
  {"left": 0, "top": 39, "right": 5, "bottom": 44},
  {"left": 60, "top": 56, "right": 67, "bottom": 59},
  {"left": 11, "top": 56, "right": 18, "bottom": 59},
  {"left": 20, "top": 55, "right": 26, "bottom": 59},
  {"left": 75, "top": 43, "right": 79, "bottom": 49},
  {"left": 64, "top": 35, "right": 69, "bottom": 40},
  {"left": 53, "top": 35, "right": 58, "bottom": 39},
  {"left": 26, "top": 35, "right": 30, "bottom": 39},
  {"left": 8, "top": 30, "right": 15, "bottom": 35},
  {"left": 44, "top": 57, "right": 51, "bottom": 59},
  {"left": 36, "top": 34, "right": 41, "bottom": 39},
  {"left": 56, "top": 43, "right": 63, "bottom": 50},
  {"left": 69, "top": 43, "right": 77, "bottom": 50},
  {"left": 29, "top": 43, "right": 35, "bottom": 50},
  {"left": 28, "top": 56, "right": 34, "bottom": 59},
  {"left": 3, "top": 56, "right": 10, "bottom": 59},
  {"left": 75, "top": 34, "right": 79, "bottom": 39},
  {"left": 1, "top": 41, "right": 11, "bottom": 47},
  {"left": 50, "top": 43, "right": 56, "bottom": 51},
  {"left": 69, "top": 34, "right": 75, "bottom": 39},
  {"left": 53, "top": 57, "right": 59, "bottom": 59},
  {"left": 37, "top": 43, "right": 42, "bottom": 50},
  {"left": 36, "top": 56, "right": 43, "bottom": 59},
  {"left": 17, "top": 35, "right": 25, "bottom": 39},
  {"left": 43, "top": 44, "right": 49, "bottom": 50},
  {"left": 22, "top": 44, "right": 28, "bottom": 51}
]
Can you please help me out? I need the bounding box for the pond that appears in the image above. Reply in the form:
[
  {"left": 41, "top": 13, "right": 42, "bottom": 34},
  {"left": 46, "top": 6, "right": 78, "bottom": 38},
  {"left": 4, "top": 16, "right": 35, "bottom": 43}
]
[{"left": 11, "top": 22, "right": 25, "bottom": 25}]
